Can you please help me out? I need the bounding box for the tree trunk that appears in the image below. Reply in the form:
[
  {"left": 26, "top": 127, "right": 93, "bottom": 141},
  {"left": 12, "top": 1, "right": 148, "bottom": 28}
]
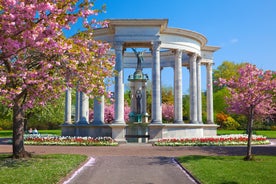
[
  {"left": 12, "top": 103, "right": 31, "bottom": 158},
  {"left": 245, "top": 107, "right": 254, "bottom": 161}
]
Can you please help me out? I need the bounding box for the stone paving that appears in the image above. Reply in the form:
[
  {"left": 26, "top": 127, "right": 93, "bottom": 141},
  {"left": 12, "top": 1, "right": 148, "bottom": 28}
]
[{"left": 1, "top": 139, "right": 275, "bottom": 184}]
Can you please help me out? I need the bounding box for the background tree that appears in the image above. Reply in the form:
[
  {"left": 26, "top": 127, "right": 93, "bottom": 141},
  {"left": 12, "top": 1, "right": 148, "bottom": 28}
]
[
  {"left": 89, "top": 103, "right": 131, "bottom": 123},
  {"left": 162, "top": 86, "right": 174, "bottom": 104},
  {"left": 0, "top": 0, "right": 114, "bottom": 158},
  {"left": 213, "top": 61, "right": 247, "bottom": 128},
  {"left": 0, "top": 100, "right": 13, "bottom": 130},
  {"left": 27, "top": 95, "right": 65, "bottom": 130},
  {"left": 182, "top": 94, "right": 190, "bottom": 121},
  {"left": 213, "top": 61, "right": 246, "bottom": 92},
  {"left": 218, "top": 64, "right": 276, "bottom": 160},
  {"left": 162, "top": 103, "right": 174, "bottom": 123}
]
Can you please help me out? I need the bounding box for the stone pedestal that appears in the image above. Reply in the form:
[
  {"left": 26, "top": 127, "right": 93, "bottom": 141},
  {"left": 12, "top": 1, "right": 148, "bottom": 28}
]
[
  {"left": 110, "top": 124, "right": 127, "bottom": 143},
  {"left": 61, "top": 123, "right": 75, "bottom": 136},
  {"left": 126, "top": 123, "right": 149, "bottom": 143},
  {"left": 148, "top": 124, "right": 165, "bottom": 142}
]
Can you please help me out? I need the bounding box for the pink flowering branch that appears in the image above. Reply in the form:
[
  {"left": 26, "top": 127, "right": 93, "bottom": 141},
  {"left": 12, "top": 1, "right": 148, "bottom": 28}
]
[
  {"left": 217, "top": 64, "right": 276, "bottom": 160},
  {"left": 0, "top": 0, "right": 114, "bottom": 158}
]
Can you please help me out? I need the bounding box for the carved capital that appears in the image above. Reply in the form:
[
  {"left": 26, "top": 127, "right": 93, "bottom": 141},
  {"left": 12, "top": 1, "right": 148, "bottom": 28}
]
[
  {"left": 113, "top": 41, "right": 124, "bottom": 51},
  {"left": 151, "top": 41, "right": 161, "bottom": 52},
  {"left": 188, "top": 52, "right": 197, "bottom": 62},
  {"left": 206, "top": 62, "right": 214, "bottom": 70}
]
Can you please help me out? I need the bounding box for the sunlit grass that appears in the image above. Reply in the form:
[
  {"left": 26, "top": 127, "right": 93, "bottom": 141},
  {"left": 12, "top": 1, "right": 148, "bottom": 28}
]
[
  {"left": 178, "top": 155, "right": 276, "bottom": 184},
  {"left": 0, "top": 154, "right": 87, "bottom": 184},
  {"left": 217, "top": 130, "right": 276, "bottom": 138},
  {"left": 0, "top": 130, "right": 61, "bottom": 138}
]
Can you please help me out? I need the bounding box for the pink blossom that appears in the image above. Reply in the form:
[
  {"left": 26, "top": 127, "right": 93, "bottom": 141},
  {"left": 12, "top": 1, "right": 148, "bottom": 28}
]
[{"left": 217, "top": 64, "right": 276, "bottom": 118}]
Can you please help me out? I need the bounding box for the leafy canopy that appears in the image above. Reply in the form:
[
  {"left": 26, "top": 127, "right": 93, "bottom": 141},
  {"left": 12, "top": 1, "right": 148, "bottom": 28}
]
[
  {"left": 0, "top": 0, "right": 114, "bottom": 110},
  {"left": 218, "top": 64, "right": 276, "bottom": 119}
]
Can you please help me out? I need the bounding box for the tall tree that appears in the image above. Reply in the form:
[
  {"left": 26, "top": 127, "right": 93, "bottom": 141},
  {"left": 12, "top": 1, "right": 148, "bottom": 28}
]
[
  {"left": 0, "top": 0, "right": 114, "bottom": 158},
  {"left": 213, "top": 61, "right": 246, "bottom": 92},
  {"left": 218, "top": 64, "right": 276, "bottom": 160}
]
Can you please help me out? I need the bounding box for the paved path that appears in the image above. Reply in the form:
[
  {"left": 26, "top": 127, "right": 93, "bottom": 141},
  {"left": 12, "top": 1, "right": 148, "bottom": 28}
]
[
  {"left": 63, "top": 156, "right": 196, "bottom": 184},
  {"left": 1, "top": 139, "right": 275, "bottom": 184}
]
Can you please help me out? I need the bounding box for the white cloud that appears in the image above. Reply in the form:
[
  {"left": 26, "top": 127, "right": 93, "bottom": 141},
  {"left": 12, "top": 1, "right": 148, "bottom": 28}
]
[{"left": 230, "top": 38, "right": 239, "bottom": 44}]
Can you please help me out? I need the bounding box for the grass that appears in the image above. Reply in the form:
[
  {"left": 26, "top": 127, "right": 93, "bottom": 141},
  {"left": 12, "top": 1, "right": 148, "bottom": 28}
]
[
  {"left": 0, "top": 154, "right": 87, "bottom": 184},
  {"left": 256, "top": 130, "right": 276, "bottom": 138},
  {"left": 0, "top": 129, "right": 61, "bottom": 138},
  {"left": 217, "top": 130, "right": 276, "bottom": 138},
  {"left": 178, "top": 155, "right": 276, "bottom": 184},
  {"left": 217, "top": 130, "right": 244, "bottom": 135},
  {"left": 1, "top": 129, "right": 276, "bottom": 138}
]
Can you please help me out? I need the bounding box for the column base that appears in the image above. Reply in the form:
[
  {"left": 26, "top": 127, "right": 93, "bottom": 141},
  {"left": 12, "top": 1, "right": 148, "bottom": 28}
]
[
  {"left": 206, "top": 120, "right": 214, "bottom": 124},
  {"left": 110, "top": 124, "right": 127, "bottom": 143},
  {"left": 150, "top": 119, "right": 162, "bottom": 124},
  {"left": 91, "top": 120, "right": 105, "bottom": 125},
  {"left": 173, "top": 120, "right": 184, "bottom": 124},
  {"left": 189, "top": 120, "right": 199, "bottom": 124},
  {"left": 63, "top": 121, "right": 72, "bottom": 124},
  {"left": 113, "top": 120, "right": 126, "bottom": 124},
  {"left": 77, "top": 117, "right": 89, "bottom": 124},
  {"left": 148, "top": 124, "right": 165, "bottom": 142}
]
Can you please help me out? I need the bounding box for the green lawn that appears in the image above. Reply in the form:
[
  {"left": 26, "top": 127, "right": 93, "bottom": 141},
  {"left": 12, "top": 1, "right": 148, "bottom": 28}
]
[
  {"left": 0, "top": 154, "right": 87, "bottom": 184},
  {"left": 178, "top": 155, "right": 276, "bottom": 184},
  {"left": 1, "top": 129, "right": 276, "bottom": 138},
  {"left": 0, "top": 129, "right": 61, "bottom": 138},
  {"left": 255, "top": 130, "right": 276, "bottom": 138},
  {"left": 217, "top": 130, "right": 276, "bottom": 138},
  {"left": 217, "top": 130, "right": 244, "bottom": 135}
]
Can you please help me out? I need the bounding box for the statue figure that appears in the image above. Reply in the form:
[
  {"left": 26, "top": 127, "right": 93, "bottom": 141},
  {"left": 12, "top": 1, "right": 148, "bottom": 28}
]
[
  {"left": 135, "top": 89, "right": 142, "bottom": 114},
  {"left": 132, "top": 48, "right": 143, "bottom": 71}
]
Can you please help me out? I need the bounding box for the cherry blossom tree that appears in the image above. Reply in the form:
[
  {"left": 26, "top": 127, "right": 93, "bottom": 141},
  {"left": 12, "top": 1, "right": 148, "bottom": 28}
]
[
  {"left": 89, "top": 103, "right": 131, "bottom": 123},
  {"left": 162, "top": 103, "right": 174, "bottom": 123},
  {"left": 0, "top": 0, "right": 115, "bottom": 158},
  {"left": 218, "top": 64, "right": 276, "bottom": 160}
]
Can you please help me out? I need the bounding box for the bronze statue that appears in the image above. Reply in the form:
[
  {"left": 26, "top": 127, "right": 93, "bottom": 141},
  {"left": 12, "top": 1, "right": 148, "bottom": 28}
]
[
  {"left": 135, "top": 89, "right": 142, "bottom": 114},
  {"left": 132, "top": 48, "right": 143, "bottom": 71}
]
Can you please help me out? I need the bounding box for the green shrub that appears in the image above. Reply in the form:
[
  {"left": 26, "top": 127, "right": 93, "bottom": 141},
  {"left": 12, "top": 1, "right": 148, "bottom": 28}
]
[
  {"left": 0, "top": 119, "right": 12, "bottom": 130},
  {"left": 215, "top": 112, "right": 240, "bottom": 130},
  {"left": 223, "top": 116, "right": 240, "bottom": 130}
]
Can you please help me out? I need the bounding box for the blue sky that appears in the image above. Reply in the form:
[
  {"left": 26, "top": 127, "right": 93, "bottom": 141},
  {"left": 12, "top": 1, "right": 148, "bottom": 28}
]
[{"left": 78, "top": 0, "right": 276, "bottom": 92}]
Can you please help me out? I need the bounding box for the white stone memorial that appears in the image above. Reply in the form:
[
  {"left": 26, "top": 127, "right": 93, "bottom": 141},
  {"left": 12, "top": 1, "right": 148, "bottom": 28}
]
[{"left": 61, "top": 19, "right": 219, "bottom": 142}]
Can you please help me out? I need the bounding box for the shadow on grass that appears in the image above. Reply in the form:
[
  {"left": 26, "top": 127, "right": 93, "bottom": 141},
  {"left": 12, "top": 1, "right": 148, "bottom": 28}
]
[
  {"left": 194, "top": 145, "right": 276, "bottom": 156},
  {"left": 177, "top": 155, "right": 233, "bottom": 164},
  {"left": 0, "top": 154, "right": 33, "bottom": 168}
]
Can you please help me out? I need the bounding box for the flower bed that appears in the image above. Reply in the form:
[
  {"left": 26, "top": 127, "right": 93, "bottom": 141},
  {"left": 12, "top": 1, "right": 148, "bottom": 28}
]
[
  {"left": 155, "top": 134, "right": 270, "bottom": 146},
  {"left": 24, "top": 135, "right": 118, "bottom": 146}
]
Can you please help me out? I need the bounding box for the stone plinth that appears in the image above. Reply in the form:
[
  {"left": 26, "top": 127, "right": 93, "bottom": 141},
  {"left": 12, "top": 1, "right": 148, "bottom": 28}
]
[
  {"left": 61, "top": 124, "right": 112, "bottom": 137},
  {"left": 110, "top": 124, "right": 127, "bottom": 143},
  {"left": 126, "top": 123, "right": 149, "bottom": 143},
  {"left": 148, "top": 124, "right": 218, "bottom": 142},
  {"left": 61, "top": 123, "right": 75, "bottom": 136},
  {"left": 148, "top": 124, "right": 165, "bottom": 142},
  {"left": 61, "top": 123, "right": 218, "bottom": 143}
]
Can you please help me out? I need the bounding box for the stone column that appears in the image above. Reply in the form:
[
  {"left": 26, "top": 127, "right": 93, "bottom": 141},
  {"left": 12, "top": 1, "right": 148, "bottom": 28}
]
[
  {"left": 206, "top": 63, "right": 214, "bottom": 124},
  {"left": 75, "top": 90, "right": 80, "bottom": 123},
  {"left": 174, "top": 49, "right": 183, "bottom": 124},
  {"left": 64, "top": 87, "right": 72, "bottom": 124},
  {"left": 142, "top": 84, "right": 147, "bottom": 114},
  {"left": 130, "top": 83, "right": 135, "bottom": 112},
  {"left": 189, "top": 53, "right": 198, "bottom": 124},
  {"left": 78, "top": 92, "right": 89, "bottom": 124},
  {"left": 113, "top": 41, "right": 125, "bottom": 124},
  {"left": 92, "top": 96, "right": 105, "bottom": 125},
  {"left": 196, "top": 57, "right": 202, "bottom": 123},
  {"left": 151, "top": 41, "right": 162, "bottom": 124}
]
